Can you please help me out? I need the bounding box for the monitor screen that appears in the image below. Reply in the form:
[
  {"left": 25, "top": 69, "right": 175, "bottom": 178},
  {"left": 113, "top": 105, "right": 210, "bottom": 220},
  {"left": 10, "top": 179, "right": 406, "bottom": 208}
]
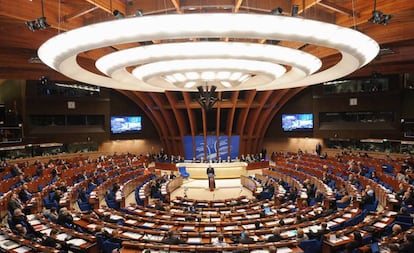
[
  {"left": 282, "top": 113, "right": 313, "bottom": 131},
  {"left": 110, "top": 116, "right": 142, "bottom": 134}
]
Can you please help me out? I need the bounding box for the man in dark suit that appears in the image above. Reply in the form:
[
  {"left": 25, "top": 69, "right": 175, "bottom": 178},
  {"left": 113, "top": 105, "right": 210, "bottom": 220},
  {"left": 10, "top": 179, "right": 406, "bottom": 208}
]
[
  {"left": 267, "top": 228, "right": 283, "bottom": 242},
  {"left": 308, "top": 222, "right": 330, "bottom": 241},
  {"left": 161, "top": 231, "right": 186, "bottom": 245},
  {"left": 206, "top": 166, "right": 215, "bottom": 176},
  {"left": 239, "top": 230, "right": 255, "bottom": 244},
  {"left": 206, "top": 165, "right": 215, "bottom": 190}
]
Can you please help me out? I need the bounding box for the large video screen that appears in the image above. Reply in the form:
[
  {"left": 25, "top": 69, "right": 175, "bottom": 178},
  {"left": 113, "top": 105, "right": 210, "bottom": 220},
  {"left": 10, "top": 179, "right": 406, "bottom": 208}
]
[
  {"left": 282, "top": 113, "right": 313, "bottom": 131},
  {"left": 184, "top": 135, "right": 240, "bottom": 160},
  {"left": 110, "top": 116, "right": 142, "bottom": 134}
]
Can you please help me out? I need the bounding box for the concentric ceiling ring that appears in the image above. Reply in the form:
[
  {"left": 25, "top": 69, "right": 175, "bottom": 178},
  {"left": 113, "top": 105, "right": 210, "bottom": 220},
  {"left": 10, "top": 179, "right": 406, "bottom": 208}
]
[{"left": 38, "top": 13, "right": 379, "bottom": 92}]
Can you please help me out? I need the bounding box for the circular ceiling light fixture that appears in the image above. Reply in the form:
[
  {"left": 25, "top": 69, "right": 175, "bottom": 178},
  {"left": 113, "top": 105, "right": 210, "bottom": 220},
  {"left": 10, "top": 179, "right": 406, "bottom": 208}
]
[{"left": 38, "top": 13, "right": 379, "bottom": 92}]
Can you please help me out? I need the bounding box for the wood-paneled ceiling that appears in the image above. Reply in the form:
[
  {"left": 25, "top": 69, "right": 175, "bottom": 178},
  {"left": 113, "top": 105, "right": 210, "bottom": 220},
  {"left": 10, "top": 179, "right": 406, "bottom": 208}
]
[{"left": 0, "top": 0, "right": 414, "bottom": 156}]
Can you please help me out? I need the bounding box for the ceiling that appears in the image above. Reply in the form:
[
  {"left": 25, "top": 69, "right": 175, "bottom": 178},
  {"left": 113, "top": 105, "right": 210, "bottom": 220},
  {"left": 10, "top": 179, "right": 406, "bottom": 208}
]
[{"left": 0, "top": 0, "right": 414, "bottom": 156}]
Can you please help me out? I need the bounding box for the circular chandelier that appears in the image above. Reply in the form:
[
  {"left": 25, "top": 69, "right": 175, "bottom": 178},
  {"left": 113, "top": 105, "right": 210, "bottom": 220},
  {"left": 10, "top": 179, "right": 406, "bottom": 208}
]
[{"left": 38, "top": 13, "right": 379, "bottom": 92}]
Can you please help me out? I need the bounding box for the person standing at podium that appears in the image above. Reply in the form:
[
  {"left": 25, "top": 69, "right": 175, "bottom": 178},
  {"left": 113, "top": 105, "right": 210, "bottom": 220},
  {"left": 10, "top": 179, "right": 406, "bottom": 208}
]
[{"left": 206, "top": 165, "right": 215, "bottom": 190}]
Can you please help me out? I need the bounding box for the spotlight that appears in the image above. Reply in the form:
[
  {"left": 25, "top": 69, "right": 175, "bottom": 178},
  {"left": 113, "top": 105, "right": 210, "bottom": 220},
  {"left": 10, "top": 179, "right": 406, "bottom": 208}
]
[
  {"left": 270, "top": 7, "right": 283, "bottom": 15},
  {"left": 382, "top": 14, "right": 392, "bottom": 25},
  {"left": 369, "top": 10, "right": 383, "bottom": 24},
  {"left": 291, "top": 4, "right": 299, "bottom": 17},
  {"left": 36, "top": 17, "right": 50, "bottom": 29},
  {"left": 113, "top": 9, "right": 125, "bottom": 19},
  {"left": 25, "top": 20, "right": 36, "bottom": 31},
  {"left": 135, "top": 9, "right": 144, "bottom": 17}
]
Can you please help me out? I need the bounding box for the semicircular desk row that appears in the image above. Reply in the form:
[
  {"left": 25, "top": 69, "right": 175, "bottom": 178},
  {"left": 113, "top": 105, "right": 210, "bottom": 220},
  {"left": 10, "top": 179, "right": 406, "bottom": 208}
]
[{"left": 0, "top": 153, "right": 409, "bottom": 253}]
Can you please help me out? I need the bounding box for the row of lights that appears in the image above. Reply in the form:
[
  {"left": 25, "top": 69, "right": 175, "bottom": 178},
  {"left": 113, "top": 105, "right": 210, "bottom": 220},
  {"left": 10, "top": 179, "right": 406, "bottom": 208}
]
[
  {"left": 25, "top": 17, "right": 49, "bottom": 31},
  {"left": 163, "top": 71, "right": 252, "bottom": 88}
]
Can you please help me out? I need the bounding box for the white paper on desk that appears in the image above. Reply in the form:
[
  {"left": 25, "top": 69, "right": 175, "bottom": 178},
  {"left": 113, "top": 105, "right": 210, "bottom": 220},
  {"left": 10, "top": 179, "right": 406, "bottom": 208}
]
[
  {"left": 242, "top": 224, "right": 256, "bottom": 230},
  {"left": 125, "top": 219, "right": 136, "bottom": 225},
  {"left": 334, "top": 218, "right": 346, "bottom": 223},
  {"left": 143, "top": 234, "right": 163, "bottom": 242},
  {"left": 123, "top": 232, "right": 142, "bottom": 239},
  {"left": 0, "top": 240, "right": 19, "bottom": 250},
  {"left": 11, "top": 246, "right": 31, "bottom": 253},
  {"left": 374, "top": 222, "right": 387, "bottom": 228},
  {"left": 211, "top": 218, "right": 220, "bottom": 222},
  {"left": 161, "top": 215, "right": 171, "bottom": 219},
  {"left": 343, "top": 213, "right": 352, "bottom": 218},
  {"left": 56, "top": 233, "right": 69, "bottom": 241},
  {"left": 381, "top": 217, "right": 390, "bottom": 222},
  {"left": 187, "top": 237, "right": 202, "bottom": 243},
  {"left": 265, "top": 221, "right": 278, "bottom": 226},
  {"left": 223, "top": 226, "right": 238, "bottom": 231},
  {"left": 26, "top": 214, "right": 36, "bottom": 220},
  {"left": 231, "top": 216, "right": 242, "bottom": 220},
  {"left": 145, "top": 212, "right": 156, "bottom": 217},
  {"left": 284, "top": 217, "right": 295, "bottom": 224},
  {"left": 160, "top": 224, "right": 172, "bottom": 230},
  {"left": 276, "top": 246, "right": 293, "bottom": 253},
  {"left": 87, "top": 224, "right": 97, "bottom": 230},
  {"left": 104, "top": 227, "right": 114, "bottom": 234},
  {"left": 246, "top": 214, "right": 260, "bottom": 219},
  {"left": 236, "top": 209, "right": 246, "bottom": 212},
  {"left": 28, "top": 219, "right": 41, "bottom": 226},
  {"left": 39, "top": 228, "right": 52, "bottom": 236},
  {"left": 279, "top": 208, "right": 289, "bottom": 212},
  {"left": 204, "top": 226, "right": 216, "bottom": 231},
  {"left": 66, "top": 238, "right": 87, "bottom": 246},
  {"left": 220, "top": 210, "right": 231, "bottom": 214},
  {"left": 182, "top": 225, "right": 195, "bottom": 231},
  {"left": 110, "top": 214, "right": 123, "bottom": 220},
  {"left": 327, "top": 221, "right": 337, "bottom": 228},
  {"left": 385, "top": 211, "right": 397, "bottom": 216},
  {"left": 351, "top": 208, "right": 358, "bottom": 213},
  {"left": 142, "top": 222, "right": 155, "bottom": 228}
]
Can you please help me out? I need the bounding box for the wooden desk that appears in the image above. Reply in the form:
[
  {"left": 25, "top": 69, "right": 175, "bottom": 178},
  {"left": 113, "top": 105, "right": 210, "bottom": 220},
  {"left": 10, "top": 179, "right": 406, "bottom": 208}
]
[{"left": 176, "top": 162, "right": 247, "bottom": 179}]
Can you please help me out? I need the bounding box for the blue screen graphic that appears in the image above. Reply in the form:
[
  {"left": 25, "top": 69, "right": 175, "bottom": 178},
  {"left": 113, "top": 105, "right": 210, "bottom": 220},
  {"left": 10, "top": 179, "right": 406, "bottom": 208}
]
[
  {"left": 282, "top": 113, "right": 313, "bottom": 131},
  {"left": 110, "top": 116, "right": 142, "bottom": 134},
  {"left": 183, "top": 136, "right": 240, "bottom": 160}
]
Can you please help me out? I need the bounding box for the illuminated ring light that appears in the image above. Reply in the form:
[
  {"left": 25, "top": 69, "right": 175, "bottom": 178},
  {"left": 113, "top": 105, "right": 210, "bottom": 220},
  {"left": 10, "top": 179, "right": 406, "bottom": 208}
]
[
  {"left": 95, "top": 42, "right": 321, "bottom": 90},
  {"left": 132, "top": 59, "right": 286, "bottom": 89},
  {"left": 38, "top": 13, "right": 379, "bottom": 92}
]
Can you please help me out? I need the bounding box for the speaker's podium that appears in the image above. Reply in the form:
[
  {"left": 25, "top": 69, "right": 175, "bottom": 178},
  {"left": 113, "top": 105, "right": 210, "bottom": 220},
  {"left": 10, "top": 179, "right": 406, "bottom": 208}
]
[{"left": 206, "top": 166, "right": 215, "bottom": 191}]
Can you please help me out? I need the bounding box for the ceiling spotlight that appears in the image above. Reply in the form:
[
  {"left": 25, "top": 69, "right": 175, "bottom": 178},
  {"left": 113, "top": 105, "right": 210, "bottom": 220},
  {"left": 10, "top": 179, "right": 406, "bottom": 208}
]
[
  {"left": 25, "top": 20, "right": 36, "bottom": 31},
  {"left": 369, "top": 10, "right": 383, "bottom": 24},
  {"left": 36, "top": 17, "right": 50, "bottom": 29},
  {"left": 270, "top": 7, "right": 283, "bottom": 15},
  {"left": 368, "top": 0, "right": 392, "bottom": 25},
  {"left": 113, "top": 9, "right": 125, "bottom": 19},
  {"left": 382, "top": 14, "right": 392, "bottom": 25},
  {"left": 291, "top": 5, "right": 299, "bottom": 17}
]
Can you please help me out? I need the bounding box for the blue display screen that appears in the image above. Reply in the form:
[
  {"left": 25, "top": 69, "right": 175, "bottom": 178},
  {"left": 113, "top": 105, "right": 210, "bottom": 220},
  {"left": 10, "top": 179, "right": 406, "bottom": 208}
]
[
  {"left": 110, "top": 116, "right": 142, "bottom": 134},
  {"left": 282, "top": 113, "right": 313, "bottom": 131},
  {"left": 184, "top": 135, "right": 240, "bottom": 160}
]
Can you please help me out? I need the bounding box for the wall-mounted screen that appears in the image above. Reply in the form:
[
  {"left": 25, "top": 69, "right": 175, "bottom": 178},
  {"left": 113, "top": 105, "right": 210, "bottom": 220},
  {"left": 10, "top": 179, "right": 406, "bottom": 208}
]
[
  {"left": 110, "top": 116, "right": 142, "bottom": 134},
  {"left": 282, "top": 113, "right": 313, "bottom": 131}
]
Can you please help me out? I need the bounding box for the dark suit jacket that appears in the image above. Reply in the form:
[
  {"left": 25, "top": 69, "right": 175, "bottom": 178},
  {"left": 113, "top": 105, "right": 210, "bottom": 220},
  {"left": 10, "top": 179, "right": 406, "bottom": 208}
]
[
  {"left": 267, "top": 234, "right": 282, "bottom": 242},
  {"left": 206, "top": 167, "right": 215, "bottom": 176}
]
